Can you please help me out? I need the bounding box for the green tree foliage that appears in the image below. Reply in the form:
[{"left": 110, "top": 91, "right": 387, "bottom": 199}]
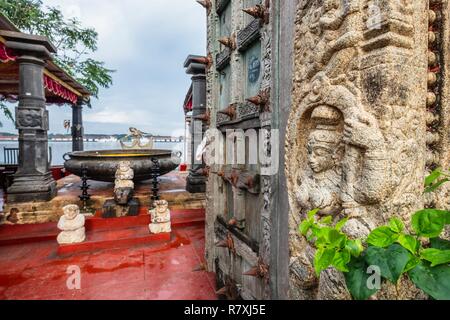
[{"left": 0, "top": 0, "right": 114, "bottom": 125}]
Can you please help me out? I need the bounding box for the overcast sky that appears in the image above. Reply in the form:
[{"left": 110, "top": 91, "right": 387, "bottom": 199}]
[{"left": 2, "top": 0, "right": 206, "bottom": 136}]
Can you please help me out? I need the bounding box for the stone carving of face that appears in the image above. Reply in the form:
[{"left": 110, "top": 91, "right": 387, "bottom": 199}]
[
  {"left": 307, "top": 105, "right": 343, "bottom": 174},
  {"left": 155, "top": 200, "right": 168, "bottom": 213},
  {"left": 307, "top": 141, "right": 336, "bottom": 174},
  {"left": 63, "top": 205, "right": 79, "bottom": 220},
  {"left": 118, "top": 161, "right": 131, "bottom": 172}
]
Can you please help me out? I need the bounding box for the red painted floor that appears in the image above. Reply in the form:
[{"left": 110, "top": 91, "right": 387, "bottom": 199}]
[{"left": 0, "top": 224, "right": 217, "bottom": 300}]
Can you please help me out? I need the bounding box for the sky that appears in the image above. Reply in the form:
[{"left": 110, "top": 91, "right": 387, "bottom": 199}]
[{"left": 2, "top": 0, "right": 207, "bottom": 136}]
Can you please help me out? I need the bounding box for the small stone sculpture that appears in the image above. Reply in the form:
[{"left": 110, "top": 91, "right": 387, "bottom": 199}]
[
  {"left": 114, "top": 161, "right": 134, "bottom": 205},
  {"left": 120, "top": 127, "right": 154, "bottom": 150},
  {"left": 149, "top": 200, "right": 171, "bottom": 234},
  {"left": 57, "top": 204, "right": 85, "bottom": 245}
]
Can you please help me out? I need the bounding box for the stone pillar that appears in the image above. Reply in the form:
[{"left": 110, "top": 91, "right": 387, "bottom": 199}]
[
  {"left": 7, "top": 38, "right": 57, "bottom": 203},
  {"left": 184, "top": 55, "right": 207, "bottom": 193},
  {"left": 71, "top": 99, "right": 84, "bottom": 152}
]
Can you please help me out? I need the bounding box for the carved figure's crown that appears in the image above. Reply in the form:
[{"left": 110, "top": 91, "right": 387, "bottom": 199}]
[{"left": 311, "top": 105, "right": 341, "bottom": 126}]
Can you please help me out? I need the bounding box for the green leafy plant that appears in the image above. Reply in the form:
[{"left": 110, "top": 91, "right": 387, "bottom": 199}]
[
  {"left": 299, "top": 168, "right": 450, "bottom": 300},
  {"left": 424, "top": 168, "right": 450, "bottom": 193}
]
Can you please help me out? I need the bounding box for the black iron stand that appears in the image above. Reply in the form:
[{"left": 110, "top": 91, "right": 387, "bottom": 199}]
[
  {"left": 150, "top": 158, "right": 160, "bottom": 207},
  {"left": 79, "top": 165, "right": 91, "bottom": 213}
]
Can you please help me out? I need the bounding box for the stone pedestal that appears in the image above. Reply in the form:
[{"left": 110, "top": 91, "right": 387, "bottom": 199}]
[
  {"left": 102, "top": 198, "right": 140, "bottom": 218},
  {"left": 7, "top": 47, "right": 56, "bottom": 203},
  {"left": 184, "top": 56, "right": 207, "bottom": 193}
]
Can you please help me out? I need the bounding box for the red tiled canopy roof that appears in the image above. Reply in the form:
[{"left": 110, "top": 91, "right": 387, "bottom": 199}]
[{"left": 0, "top": 13, "right": 90, "bottom": 105}]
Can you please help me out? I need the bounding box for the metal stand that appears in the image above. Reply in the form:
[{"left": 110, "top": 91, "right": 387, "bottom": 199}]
[
  {"left": 150, "top": 158, "right": 160, "bottom": 207},
  {"left": 79, "top": 165, "right": 92, "bottom": 214}
]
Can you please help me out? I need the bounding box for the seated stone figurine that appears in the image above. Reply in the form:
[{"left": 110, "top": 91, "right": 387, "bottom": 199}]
[
  {"left": 149, "top": 200, "right": 171, "bottom": 234},
  {"left": 57, "top": 204, "right": 86, "bottom": 245},
  {"left": 114, "top": 161, "right": 134, "bottom": 205}
]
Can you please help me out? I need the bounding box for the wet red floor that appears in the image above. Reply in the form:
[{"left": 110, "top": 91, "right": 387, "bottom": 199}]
[{"left": 0, "top": 224, "right": 217, "bottom": 300}]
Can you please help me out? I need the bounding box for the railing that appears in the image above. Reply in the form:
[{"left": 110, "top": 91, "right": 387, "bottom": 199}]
[
  {"left": 2, "top": 147, "right": 52, "bottom": 166},
  {"left": 3, "top": 147, "right": 19, "bottom": 165}
]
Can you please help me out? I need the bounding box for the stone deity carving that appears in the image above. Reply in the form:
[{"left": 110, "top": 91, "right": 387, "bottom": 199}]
[
  {"left": 57, "top": 204, "right": 86, "bottom": 245},
  {"left": 149, "top": 200, "right": 171, "bottom": 234},
  {"left": 287, "top": 0, "right": 427, "bottom": 300},
  {"left": 114, "top": 161, "right": 134, "bottom": 205}
]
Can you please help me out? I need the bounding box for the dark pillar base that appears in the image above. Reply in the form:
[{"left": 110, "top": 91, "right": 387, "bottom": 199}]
[
  {"left": 7, "top": 172, "right": 57, "bottom": 203},
  {"left": 102, "top": 198, "right": 140, "bottom": 218},
  {"left": 186, "top": 175, "right": 206, "bottom": 193}
]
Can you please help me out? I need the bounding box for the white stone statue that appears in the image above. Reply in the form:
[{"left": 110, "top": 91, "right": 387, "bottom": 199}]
[
  {"left": 114, "top": 161, "right": 135, "bottom": 205},
  {"left": 149, "top": 200, "right": 171, "bottom": 234},
  {"left": 57, "top": 204, "right": 86, "bottom": 245}
]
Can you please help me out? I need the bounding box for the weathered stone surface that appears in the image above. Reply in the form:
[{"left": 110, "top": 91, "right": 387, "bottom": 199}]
[
  {"left": 149, "top": 200, "right": 171, "bottom": 234},
  {"left": 286, "top": 0, "right": 428, "bottom": 300},
  {"left": 2, "top": 172, "right": 205, "bottom": 225},
  {"left": 102, "top": 198, "right": 140, "bottom": 218},
  {"left": 57, "top": 204, "right": 85, "bottom": 245},
  {"left": 114, "top": 161, "right": 134, "bottom": 205}
]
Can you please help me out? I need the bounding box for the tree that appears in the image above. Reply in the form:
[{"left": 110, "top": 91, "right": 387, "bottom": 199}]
[{"left": 0, "top": 0, "right": 114, "bottom": 125}]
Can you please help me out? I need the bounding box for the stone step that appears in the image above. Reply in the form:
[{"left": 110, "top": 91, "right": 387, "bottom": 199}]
[
  {"left": 0, "top": 208, "right": 205, "bottom": 247},
  {"left": 57, "top": 225, "right": 172, "bottom": 256}
]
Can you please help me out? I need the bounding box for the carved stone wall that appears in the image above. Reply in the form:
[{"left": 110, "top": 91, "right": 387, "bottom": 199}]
[{"left": 286, "top": 0, "right": 429, "bottom": 299}]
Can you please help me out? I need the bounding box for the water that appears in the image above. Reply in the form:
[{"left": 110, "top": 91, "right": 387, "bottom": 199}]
[{"left": 0, "top": 141, "right": 185, "bottom": 166}]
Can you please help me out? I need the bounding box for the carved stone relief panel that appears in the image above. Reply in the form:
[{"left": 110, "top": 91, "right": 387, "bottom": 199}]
[
  {"left": 16, "top": 107, "right": 49, "bottom": 131},
  {"left": 237, "top": 18, "right": 261, "bottom": 52},
  {"left": 286, "top": 0, "right": 428, "bottom": 300}
]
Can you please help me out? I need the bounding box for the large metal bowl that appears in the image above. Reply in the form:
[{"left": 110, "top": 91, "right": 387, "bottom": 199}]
[{"left": 63, "top": 149, "right": 181, "bottom": 182}]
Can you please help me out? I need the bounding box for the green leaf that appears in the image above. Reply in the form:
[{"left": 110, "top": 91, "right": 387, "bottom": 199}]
[
  {"left": 389, "top": 218, "right": 404, "bottom": 233},
  {"left": 409, "top": 262, "right": 450, "bottom": 300},
  {"left": 364, "top": 244, "right": 411, "bottom": 283},
  {"left": 420, "top": 248, "right": 450, "bottom": 267},
  {"left": 314, "top": 248, "right": 335, "bottom": 276},
  {"left": 315, "top": 227, "right": 346, "bottom": 249},
  {"left": 425, "top": 168, "right": 443, "bottom": 187},
  {"left": 367, "top": 226, "right": 399, "bottom": 248},
  {"left": 335, "top": 217, "right": 349, "bottom": 231},
  {"left": 299, "top": 219, "right": 313, "bottom": 236},
  {"left": 345, "top": 239, "right": 364, "bottom": 257},
  {"left": 327, "top": 229, "right": 347, "bottom": 248},
  {"left": 320, "top": 215, "right": 333, "bottom": 225},
  {"left": 332, "top": 250, "right": 351, "bottom": 272},
  {"left": 404, "top": 256, "right": 420, "bottom": 273},
  {"left": 308, "top": 209, "right": 320, "bottom": 219},
  {"left": 397, "top": 234, "right": 420, "bottom": 254},
  {"left": 430, "top": 238, "right": 450, "bottom": 250},
  {"left": 424, "top": 179, "right": 450, "bottom": 194},
  {"left": 412, "top": 209, "right": 447, "bottom": 238},
  {"left": 344, "top": 257, "right": 379, "bottom": 300}
]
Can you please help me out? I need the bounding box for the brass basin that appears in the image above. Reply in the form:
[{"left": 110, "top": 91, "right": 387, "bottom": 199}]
[{"left": 63, "top": 149, "right": 181, "bottom": 182}]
